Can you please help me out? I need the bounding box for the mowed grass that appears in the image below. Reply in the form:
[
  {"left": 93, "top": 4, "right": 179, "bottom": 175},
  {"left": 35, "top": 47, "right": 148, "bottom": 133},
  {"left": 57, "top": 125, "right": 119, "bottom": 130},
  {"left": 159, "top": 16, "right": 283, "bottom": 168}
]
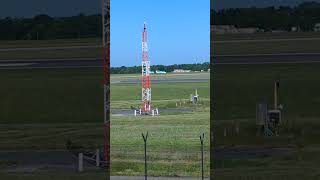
[
  {"left": 212, "top": 63, "right": 320, "bottom": 179},
  {"left": 0, "top": 69, "right": 103, "bottom": 124},
  {"left": 111, "top": 72, "right": 209, "bottom": 81},
  {"left": 0, "top": 114, "right": 210, "bottom": 176},
  {"left": 111, "top": 81, "right": 209, "bottom": 109},
  {"left": 0, "top": 69, "right": 209, "bottom": 123},
  {"left": 213, "top": 63, "right": 320, "bottom": 147},
  {"left": 111, "top": 73, "right": 210, "bottom": 109},
  {"left": 0, "top": 123, "right": 103, "bottom": 150},
  {"left": 111, "top": 113, "right": 209, "bottom": 177},
  {"left": 0, "top": 69, "right": 210, "bottom": 177},
  {"left": 213, "top": 164, "right": 320, "bottom": 180},
  {"left": 212, "top": 32, "right": 320, "bottom": 55},
  {"left": 0, "top": 38, "right": 101, "bottom": 60},
  {"left": 112, "top": 81, "right": 209, "bottom": 101},
  {"left": 110, "top": 73, "right": 210, "bottom": 176},
  {"left": 212, "top": 146, "right": 320, "bottom": 179},
  {"left": 213, "top": 63, "right": 320, "bottom": 120}
]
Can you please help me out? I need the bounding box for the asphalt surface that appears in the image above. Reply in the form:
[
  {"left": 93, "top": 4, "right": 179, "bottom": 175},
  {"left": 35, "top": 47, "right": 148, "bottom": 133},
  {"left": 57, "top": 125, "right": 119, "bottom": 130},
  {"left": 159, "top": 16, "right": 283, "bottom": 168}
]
[
  {"left": 1, "top": 53, "right": 320, "bottom": 70},
  {"left": 111, "top": 79, "right": 209, "bottom": 84},
  {"left": 213, "top": 53, "right": 320, "bottom": 64},
  {"left": 0, "top": 147, "right": 291, "bottom": 172},
  {"left": 0, "top": 58, "right": 102, "bottom": 69},
  {"left": 0, "top": 150, "right": 79, "bottom": 172},
  {"left": 111, "top": 108, "right": 193, "bottom": 116},
  {"left": 0, "top": 45, "right": 100, "bottom": 52}
]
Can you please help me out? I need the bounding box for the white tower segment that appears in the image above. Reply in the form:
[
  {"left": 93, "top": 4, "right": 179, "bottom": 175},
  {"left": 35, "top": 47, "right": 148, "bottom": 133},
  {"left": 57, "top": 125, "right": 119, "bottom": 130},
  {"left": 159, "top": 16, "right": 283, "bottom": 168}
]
[{"left": 141, "top": 22, "right": 152, "bottom": 113}]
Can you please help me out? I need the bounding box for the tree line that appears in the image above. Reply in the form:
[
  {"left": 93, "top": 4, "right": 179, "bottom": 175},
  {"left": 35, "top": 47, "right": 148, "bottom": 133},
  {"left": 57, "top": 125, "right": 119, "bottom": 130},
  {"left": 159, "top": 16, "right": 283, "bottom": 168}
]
[
  {"left": 211, "top": 1, "right": 320, "bottom": 31},
  {"left": 2, "top": 1, "right": 320, "bottom": 41},
  {"left": 110, "top": 62, "right": 210, "bottom": 74},
  {"left": 0, "top": 14, "right": 101, "bottom": 40}
]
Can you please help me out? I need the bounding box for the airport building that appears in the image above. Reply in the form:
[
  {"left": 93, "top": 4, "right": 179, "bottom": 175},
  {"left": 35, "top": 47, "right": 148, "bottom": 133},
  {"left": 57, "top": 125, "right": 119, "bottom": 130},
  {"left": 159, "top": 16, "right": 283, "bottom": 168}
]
[{"left": 173, "top": 69, "right": 191, "bottom": 73}]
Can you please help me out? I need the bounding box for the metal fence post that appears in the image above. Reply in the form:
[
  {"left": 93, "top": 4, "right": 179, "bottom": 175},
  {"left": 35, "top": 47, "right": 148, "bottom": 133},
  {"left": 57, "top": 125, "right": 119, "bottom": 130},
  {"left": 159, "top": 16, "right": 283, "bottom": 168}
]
[
  {"left": 96, "top": 149, "right": 100, "bottom": 167},
  {"left": 200, "top": 133, "right": 205, "bottom": 180},
  {"left": 78, "top": 153, "right": 83, "bottom": 172},
  {"left": 142, "top": 132, "right": 149, "bottom": 180}
]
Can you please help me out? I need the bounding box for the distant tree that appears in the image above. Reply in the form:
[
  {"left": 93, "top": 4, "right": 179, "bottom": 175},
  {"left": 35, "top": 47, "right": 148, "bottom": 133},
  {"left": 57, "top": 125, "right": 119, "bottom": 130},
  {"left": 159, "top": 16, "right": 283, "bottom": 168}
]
[
  {"left": 0, "top": 13, "right": 102, "bottom": 40},
  {"left": 110, "top": 62, "right": 210, "bottom": 74},
  {"left": 211, "top": 2, "right": 320, "bottom": 32}
]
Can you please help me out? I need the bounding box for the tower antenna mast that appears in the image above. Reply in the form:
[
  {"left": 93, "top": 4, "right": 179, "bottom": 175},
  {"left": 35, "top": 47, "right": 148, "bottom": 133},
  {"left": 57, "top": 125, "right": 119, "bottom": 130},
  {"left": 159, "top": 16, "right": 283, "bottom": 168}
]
[{"left": 141, "top": 22, "right": 152, "bottom": 114}]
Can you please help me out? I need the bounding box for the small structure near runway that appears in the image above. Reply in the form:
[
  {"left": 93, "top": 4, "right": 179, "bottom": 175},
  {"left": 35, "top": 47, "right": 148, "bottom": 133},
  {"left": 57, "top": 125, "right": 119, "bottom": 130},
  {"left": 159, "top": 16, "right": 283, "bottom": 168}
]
[
  {"left": 256, "top": 81, "right": 282, "bottom": 136},
  {"left": 190, "top": 89, "right": 199, "bottom": 104}
]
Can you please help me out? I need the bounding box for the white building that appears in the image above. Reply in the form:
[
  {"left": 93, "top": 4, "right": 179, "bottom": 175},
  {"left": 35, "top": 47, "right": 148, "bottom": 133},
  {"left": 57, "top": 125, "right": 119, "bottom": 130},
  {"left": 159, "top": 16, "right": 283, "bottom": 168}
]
[
  {"left": 211, "top": 25, "right": 258, "bottom": 34},
  {"left": 155, "top": 70, "right": 167, "bottom": 74},
  {"left": 173, "top": 69, "right": 191, "bottom": 73},
  {"left": 211, "top": 25, "right": 238, "bottom": 34}
]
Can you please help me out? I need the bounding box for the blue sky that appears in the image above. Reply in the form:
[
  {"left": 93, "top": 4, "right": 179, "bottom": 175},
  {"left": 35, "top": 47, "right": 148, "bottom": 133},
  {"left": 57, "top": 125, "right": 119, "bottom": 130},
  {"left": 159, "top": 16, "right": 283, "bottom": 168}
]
[
  {"left": 110, "top": 0, "right": 210, "bottom": 67},
  {"left": 0, "top": 0, "right": 318, "bottom": 17}
]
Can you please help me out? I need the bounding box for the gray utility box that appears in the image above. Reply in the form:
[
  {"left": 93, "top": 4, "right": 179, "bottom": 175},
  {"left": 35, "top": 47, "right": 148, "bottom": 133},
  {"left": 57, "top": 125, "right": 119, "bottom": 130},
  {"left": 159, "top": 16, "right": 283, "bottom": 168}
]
[{"left": 267, "top": 109, "right": 281, "bottom": 125}]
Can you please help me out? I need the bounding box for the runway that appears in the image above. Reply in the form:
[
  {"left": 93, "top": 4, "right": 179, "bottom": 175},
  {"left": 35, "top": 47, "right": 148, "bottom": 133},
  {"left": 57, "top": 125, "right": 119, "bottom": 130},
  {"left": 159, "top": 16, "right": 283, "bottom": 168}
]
[
  {"left": 0, "top": 45, "right": 100, "bottom": 52},
  {"left": 111, "top": 108, "right": 193, "bottom": 116},
  {"left": 0, "top": 58, "right": 102, "bottom": 69},
  {"left": 1, "top": 53, "right": 320, "bottom": 70},
  {"left": 0, "top": 150, "right": 79, "bottom": 172},
  {"left": 111, "top": 79, "right": 209, "bottom": 84},
  {"left": 213, "top": 53, "right": 320, "bottom": 64}
]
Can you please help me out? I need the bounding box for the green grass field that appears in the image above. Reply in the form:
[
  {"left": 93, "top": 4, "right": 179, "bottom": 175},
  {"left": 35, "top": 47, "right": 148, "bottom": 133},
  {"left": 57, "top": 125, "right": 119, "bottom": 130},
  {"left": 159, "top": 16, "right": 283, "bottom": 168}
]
[
  {"left": 212, "top": 63, "right": 320, "bottom": 179},
  {"left": 111, "top": 113, "right": 209, "bottom": 177},
  {"left": 0, "top": 69, "right": 210, "bottom": 177},
  {"left": 212, "top": 32, "right": 320, "bottom": 56},
  {"left": 3, "top": 32, "right": 320, "bottom": 178},
  {"left": 111, "top": 72, "right": 209, "bottom": 81},
  {"left": 0, "top": 38, "right": 101, "bottom": 60},
  {"left": 213, "top": 64, "right": 320, "bottom": 120},
  {"left": 111, "top": 73, "right": 210, "bottom": 176},
  {"left": 0, "top": 69, "right": 103, "bottom": 124}
]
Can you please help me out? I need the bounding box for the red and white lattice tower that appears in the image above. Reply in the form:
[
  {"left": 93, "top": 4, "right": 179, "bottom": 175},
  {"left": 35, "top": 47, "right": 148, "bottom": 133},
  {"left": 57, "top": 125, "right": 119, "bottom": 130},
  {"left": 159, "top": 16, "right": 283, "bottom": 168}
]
[{"left": 141, "top": 22, "right": 152, "bottom": 114}]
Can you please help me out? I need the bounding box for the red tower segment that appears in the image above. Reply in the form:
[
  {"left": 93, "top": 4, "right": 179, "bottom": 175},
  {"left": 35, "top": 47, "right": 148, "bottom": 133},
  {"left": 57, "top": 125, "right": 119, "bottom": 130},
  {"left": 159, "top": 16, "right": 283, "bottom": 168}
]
[{"left": 141, "top": 23, "right": 152, "bottom": 113}]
